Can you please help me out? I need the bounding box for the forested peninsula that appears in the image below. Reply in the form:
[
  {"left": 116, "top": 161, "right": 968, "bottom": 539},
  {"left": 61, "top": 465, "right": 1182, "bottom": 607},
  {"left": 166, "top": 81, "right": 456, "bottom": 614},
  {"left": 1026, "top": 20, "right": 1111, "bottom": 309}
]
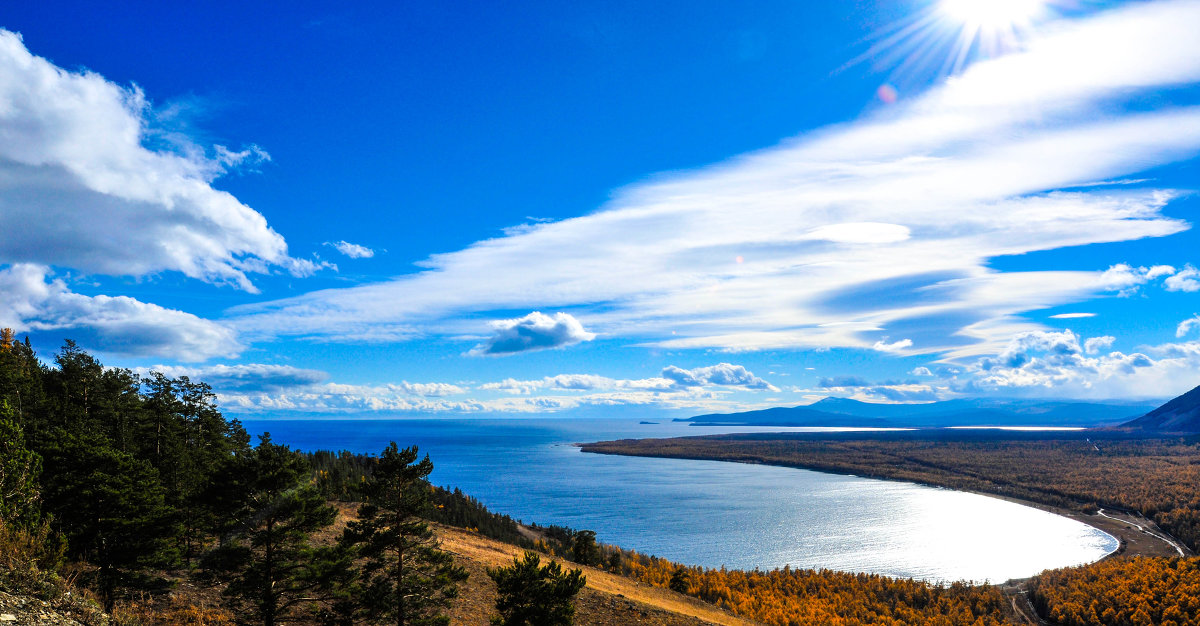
[{"left": 4, "top": 332, "right": 1200, "bottom": 625}]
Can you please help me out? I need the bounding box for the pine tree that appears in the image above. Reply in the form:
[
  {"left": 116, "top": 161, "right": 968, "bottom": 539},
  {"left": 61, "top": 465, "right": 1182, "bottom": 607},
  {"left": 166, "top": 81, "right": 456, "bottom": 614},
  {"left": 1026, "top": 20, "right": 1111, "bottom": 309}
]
[
  {"left": 0, "top": 400, "right": 41, "bottom": 528},
  {"left": 39, "top": 432, "right": 173, "bottom": 611},
  {"left": 342, "top": 442, "right": 467, "bottom": 626},
  {"left": 487, "top": 552, "right": 586, "bottom": 626},
  {"left": 570, "top": 530, "right": 600, "bottom": 566},
  {"left": 203, "top": 434, "right": 343, "bottom": 626}
]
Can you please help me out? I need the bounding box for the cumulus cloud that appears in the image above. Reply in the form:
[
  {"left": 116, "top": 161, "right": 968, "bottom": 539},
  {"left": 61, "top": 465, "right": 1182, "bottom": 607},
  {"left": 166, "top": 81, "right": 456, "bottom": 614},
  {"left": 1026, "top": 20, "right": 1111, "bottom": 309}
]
[
  {"left": 325, "top": 240, "right": 375, "bottom": 259},
  {"left": 872, "top": 338, "right": 913, "bottom": 353},
  {"left": 469, "top": 312, "right": 595, "bottom": 356},
  {"left": 1084, "top": 335, "right": 1115, "bottom": 354},
  {"left": 0, "top": 30, "right": 321, "bottom": 292},
  {"left": 961, "top": 329, "right": 1200, "bottom": 399},
  {"left": 660, "top": 363, "right": 779, "bottom": 391},
  {"left": 1165, "top": 265, "right": 1200, "bottom": 292},
  {"left": 1177, "top": 314, "right": 1200, "bottom": 338},
  {"left": 0, "top": 264, "right": 239, "bottom": 361},
  {"left": 388, "top": 381, "right": 467, "bottom": 396},
  {"left": 232, "top": 0, "right": 1200, "bottom": 359}
]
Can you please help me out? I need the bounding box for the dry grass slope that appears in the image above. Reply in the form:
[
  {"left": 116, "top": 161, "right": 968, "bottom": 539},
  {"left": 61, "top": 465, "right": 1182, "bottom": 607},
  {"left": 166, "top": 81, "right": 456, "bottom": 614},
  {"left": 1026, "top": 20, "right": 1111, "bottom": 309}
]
[{"left": 435, "top": 524, "right": 758, "bottom": 626}]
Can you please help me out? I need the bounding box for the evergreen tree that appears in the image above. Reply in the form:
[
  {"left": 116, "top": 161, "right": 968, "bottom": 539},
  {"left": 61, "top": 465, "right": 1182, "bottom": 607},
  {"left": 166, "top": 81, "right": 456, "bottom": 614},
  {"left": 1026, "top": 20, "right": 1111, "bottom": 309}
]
[
  {"left": 342, "top": 442, "right": 467, "bottom": 626},
  {"left": 38, "top": 432, "right": 173, "bottom": 611},
  {"left": 570, "top": 530, "right": 600, "bottom": 567},
  {"left": 203, "top": 434, "right": 343, "bottom": 626},
  {"left": 669, "top": 567, "right": 690, "bottom": 594},
  {"left": 0, "top": 330, "right": 45, "bottom": 435},
  {"left": 0, "top": 400, "right": 41, "bottom": 528},
  {"left": 487, "top": 552, "right": 586, "bottom": 626}
]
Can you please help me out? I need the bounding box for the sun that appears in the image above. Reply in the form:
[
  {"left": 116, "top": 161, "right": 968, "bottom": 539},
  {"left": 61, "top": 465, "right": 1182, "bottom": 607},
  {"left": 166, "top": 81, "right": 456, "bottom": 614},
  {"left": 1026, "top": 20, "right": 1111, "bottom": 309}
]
[
  {"left": 937, "top": 0, "right": 1047, "bottom": 62},
  {"left": 849, "top": 0, "right": 1057, "bottom": 94},
  {"left": 939, "top": 0, "right": 1045, "bottom": 27}
]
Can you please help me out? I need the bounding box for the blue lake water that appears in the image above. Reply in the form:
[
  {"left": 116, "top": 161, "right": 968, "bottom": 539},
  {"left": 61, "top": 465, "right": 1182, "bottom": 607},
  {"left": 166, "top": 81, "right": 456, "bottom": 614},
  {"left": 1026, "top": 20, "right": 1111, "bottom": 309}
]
[{"left": 242, "top": 417, "right": 1117, "bottom": 583}]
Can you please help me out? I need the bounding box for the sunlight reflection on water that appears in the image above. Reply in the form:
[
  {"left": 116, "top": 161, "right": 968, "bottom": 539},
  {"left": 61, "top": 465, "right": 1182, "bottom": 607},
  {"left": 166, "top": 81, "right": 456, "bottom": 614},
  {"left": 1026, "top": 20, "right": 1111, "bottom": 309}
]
[{"left": 247, "top": 417, "right": 1117, "bottom": 583}]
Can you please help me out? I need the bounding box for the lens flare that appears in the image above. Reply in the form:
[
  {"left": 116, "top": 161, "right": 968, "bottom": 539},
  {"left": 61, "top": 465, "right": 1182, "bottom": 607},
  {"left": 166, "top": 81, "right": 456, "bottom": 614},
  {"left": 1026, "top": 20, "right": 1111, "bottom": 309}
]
[
  {"left": 939, "top": 0, "right": 1046, "bottom": 65},
  {"left": 940, "top": 0, "right": 1044, "bottom": 27},
  {"left": 850, "top": 0, "right": 1057, "bottom": 88}
]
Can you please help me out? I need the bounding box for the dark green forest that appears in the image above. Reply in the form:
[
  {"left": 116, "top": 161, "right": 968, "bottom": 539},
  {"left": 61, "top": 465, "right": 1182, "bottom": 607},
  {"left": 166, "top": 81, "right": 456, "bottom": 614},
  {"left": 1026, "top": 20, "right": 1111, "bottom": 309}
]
[{"left": 0, "top": 333, "right": 497, "bottom": 624}]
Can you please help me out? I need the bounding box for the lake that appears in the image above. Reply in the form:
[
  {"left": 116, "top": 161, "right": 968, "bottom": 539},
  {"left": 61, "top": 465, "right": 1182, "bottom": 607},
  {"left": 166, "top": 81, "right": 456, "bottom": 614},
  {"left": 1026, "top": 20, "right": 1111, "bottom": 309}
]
[{"left": 242, "top": 417, "right": 1118, "bottom": 583}]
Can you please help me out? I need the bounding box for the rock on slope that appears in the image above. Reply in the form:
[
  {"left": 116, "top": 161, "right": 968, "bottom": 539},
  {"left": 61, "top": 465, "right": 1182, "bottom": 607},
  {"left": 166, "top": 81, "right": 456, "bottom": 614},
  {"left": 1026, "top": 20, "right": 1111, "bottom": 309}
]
[{"left": 0, "top": 590, "right": 85, "bottom": 626}]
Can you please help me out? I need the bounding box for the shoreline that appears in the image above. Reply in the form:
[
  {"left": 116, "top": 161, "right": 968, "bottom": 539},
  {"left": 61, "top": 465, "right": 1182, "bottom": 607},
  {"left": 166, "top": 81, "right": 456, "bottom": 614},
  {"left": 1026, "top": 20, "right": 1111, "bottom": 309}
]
[{"left": 576, "top": 440, "right": 1188, "bottom": 577}]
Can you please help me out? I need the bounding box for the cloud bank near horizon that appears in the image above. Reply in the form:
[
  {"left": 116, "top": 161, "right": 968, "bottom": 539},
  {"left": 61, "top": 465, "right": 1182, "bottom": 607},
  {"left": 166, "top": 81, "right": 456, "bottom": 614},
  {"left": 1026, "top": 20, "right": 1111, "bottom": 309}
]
[
  {"left": 232, "top": 0, "right": 1200, "bottom": 371},
  {"left": 154, "top": 360, "right": 783, "bottom": 415}
]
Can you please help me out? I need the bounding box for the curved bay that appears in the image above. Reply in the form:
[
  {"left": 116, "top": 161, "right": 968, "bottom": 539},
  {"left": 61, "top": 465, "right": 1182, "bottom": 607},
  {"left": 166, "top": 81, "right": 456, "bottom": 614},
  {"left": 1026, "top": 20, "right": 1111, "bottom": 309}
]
[{"left": 246, "top": 417, "right": 1117, "bottom": 583}]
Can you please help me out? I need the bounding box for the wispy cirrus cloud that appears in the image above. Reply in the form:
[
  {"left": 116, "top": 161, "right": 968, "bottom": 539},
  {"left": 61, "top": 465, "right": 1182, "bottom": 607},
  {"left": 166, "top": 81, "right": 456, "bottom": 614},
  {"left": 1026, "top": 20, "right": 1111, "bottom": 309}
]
[
  {"left": 230, "top": 0, "right": 1200, "bottom": 362},
  {"left": 324, "top": 240, "right": 375, "bottom": 259}
]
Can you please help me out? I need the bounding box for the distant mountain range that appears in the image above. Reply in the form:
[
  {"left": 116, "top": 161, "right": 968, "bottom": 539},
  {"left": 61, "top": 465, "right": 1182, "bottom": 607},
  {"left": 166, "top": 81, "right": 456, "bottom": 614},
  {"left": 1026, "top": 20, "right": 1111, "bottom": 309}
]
[
  {"left": 1119, "top": 384, "right": 1200, "bottom": 433},
  {"left": 680, "top": 396, "right": 1162, "bottom": 428}
]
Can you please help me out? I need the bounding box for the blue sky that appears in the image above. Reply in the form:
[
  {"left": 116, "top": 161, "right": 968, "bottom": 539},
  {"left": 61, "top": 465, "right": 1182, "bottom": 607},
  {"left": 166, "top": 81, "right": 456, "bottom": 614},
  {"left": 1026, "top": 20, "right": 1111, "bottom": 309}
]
[{"left": 1, "top": 0, "right": 1199, "bottom": 417}]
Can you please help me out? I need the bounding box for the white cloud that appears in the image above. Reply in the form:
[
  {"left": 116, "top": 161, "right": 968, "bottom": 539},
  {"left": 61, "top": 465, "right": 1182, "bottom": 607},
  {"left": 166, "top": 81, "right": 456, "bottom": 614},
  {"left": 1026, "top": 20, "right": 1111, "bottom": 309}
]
[
  {"left": 469, "top": 311, "right": 595, "bottom": 356},
  {"left": 214, "top": 362, "right": 776, "bottom": 415},
  {"left": 137, "top": 363, "right": 328, "bottom": 391},
  {"left": 217, "top": 385, "right": 484, "bottom": 414},
  {"left": 0, "top": 264, "right": 239, "bottom": 361},
  {"left": 817, "top": 375, "right": 872, "bottom": 388},
  {"left": 1084, "top": 335, "right": 1115, "bottom": 354},
  {"left": 872, "top": 338, "right": 914, "bottom": 353},
  {"left": 480, "top": 374, "right": 670, "bottom": 394},
  {"left": 963, "top": 329, "right": 1200, "bottom": 399},
  {"left": 325, "top": 240, "right": 375, "bottom": 259},
  {"left": 480, "top": 363, "right": 779, "bottom": 395},
  {"left": 1049, "top": 313, "right": 1096, "bottom": 319},
  {"left": 231, "top": 1, "right": 1200, "bottom": 359},
  {"left": 1177, "top": 314, "right": 1200, "bottom": 338},
  {"left": 1146, "top": 265, "right": 1178, "bottom": 280},
  {"left": 0, "top": 30, "right": 322, "bottom": 293},
  {"left": 803, "top": 377, "right": 943, "bottom": 403},
  {"left": 215, "top": 377, "right": 742, "bottom": 415},
  {"left": 660, "top": 363, "right": 779, "bottom": 391},
  {"left": 387, "top": 381, "right": 467, "bottom": 397},
  {"left": 1165, "top": 265, "right": 1200, "bottom": 292}
]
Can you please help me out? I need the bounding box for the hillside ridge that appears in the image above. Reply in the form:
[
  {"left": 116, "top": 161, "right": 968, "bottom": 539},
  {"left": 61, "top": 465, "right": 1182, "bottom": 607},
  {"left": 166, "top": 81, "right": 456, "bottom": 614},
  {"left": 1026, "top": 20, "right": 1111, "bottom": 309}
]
[{"left": 1120, "top": 383, "right": 1200, "bottom": 433}]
